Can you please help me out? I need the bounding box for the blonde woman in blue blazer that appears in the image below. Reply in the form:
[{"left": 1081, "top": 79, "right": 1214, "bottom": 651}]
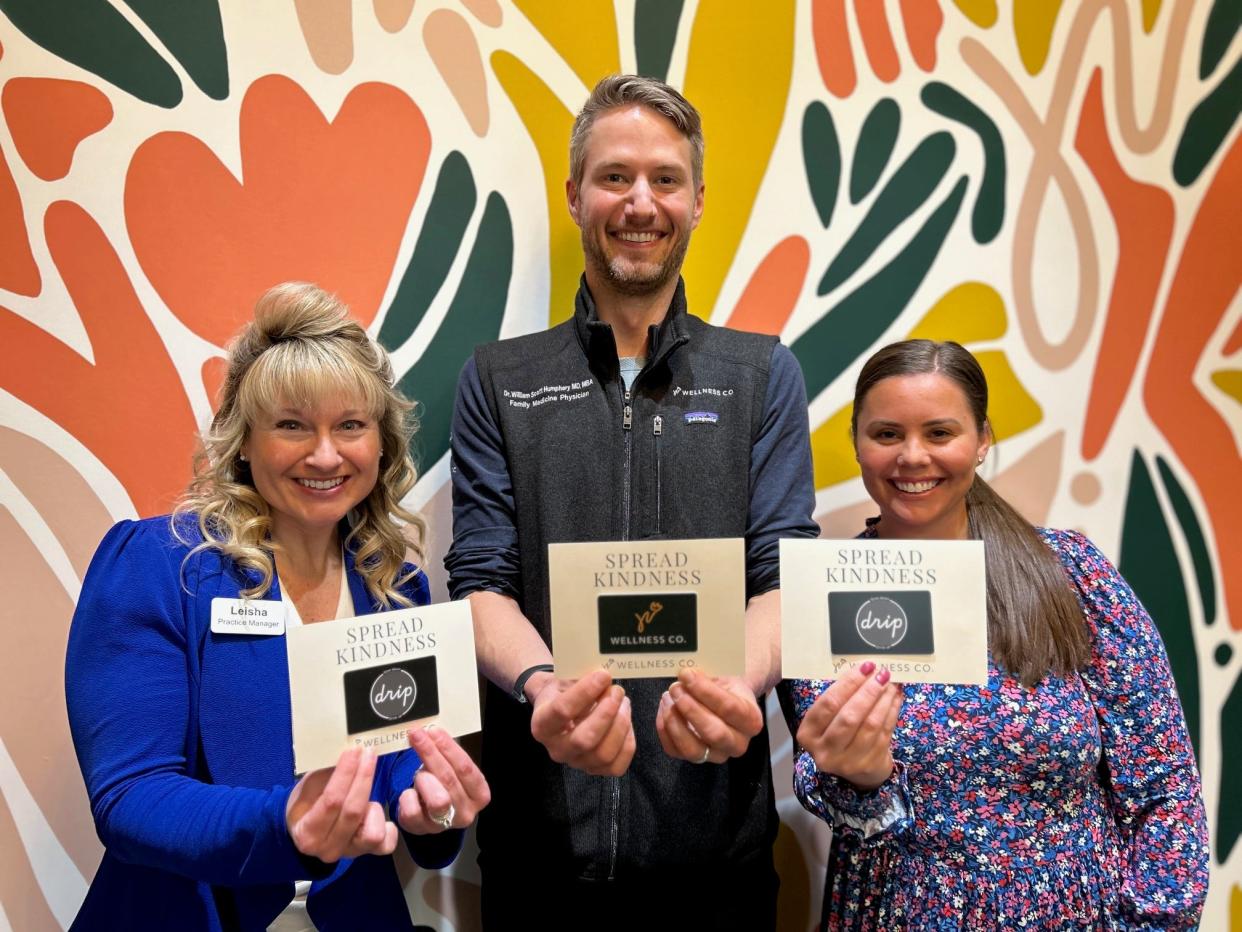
[{"left": 66, "top": 283, "right": 489, "bottom": 931}]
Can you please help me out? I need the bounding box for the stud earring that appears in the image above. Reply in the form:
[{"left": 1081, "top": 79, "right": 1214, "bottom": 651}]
[{"left": 238, "top": 452, "right": 248, "bottom": 462}]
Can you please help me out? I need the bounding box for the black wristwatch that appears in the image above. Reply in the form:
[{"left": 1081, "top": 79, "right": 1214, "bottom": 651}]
[{"left": 511, "top": 663, "right": 555, "bottom": 703}]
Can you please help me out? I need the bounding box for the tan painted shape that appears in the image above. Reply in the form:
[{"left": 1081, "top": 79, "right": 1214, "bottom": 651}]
[
  {"left": 0, "top": 509, "right": 103, "bottom": 879},
  {"left": 425, "top": 9, "right": 490, "bottom": 136},
  {"left": 0, "top": 427, "right": 113, "bottom": 580},
  {"left": 293, "top": 0, "right": 354, "bottom": 74}
]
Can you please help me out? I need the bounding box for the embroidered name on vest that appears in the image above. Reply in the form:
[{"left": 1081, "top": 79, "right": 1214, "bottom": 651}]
[{"left": 503, "top": 379, "right": 594, "bottom": 410}]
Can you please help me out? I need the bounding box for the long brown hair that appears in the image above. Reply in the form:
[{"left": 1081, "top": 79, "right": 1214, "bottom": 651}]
[{"left": 852, "top": 339, "right": 1090, "bottom": 686}]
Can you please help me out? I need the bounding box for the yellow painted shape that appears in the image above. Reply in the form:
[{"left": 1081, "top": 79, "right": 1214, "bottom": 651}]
[
  {"left": 811, "top": 402, "right": 858, "bottom": 490},
  {"left": 1211, "top": 369, "right": 1242, "bottom": 404},
  {"left": 1142, "top": 0, "right": 1162, "bottom": 33},
  {"left": 976, "top": 349, "right": 1042, "bottom": 440},
  {"left": 1231, "top": 884, "right": 1242, "bottom": 929},
  {"left": 907, "top": 282, "right": 1007, "bottom": 343},
  {"left": 951, "top": 0, "right": 998, "bottom": 28},
  {"left": 511, "top": 0, "right": 619, "bottom": 89},
  {"left": 491, "top": 52, "right": 582, "bottom": 325},
  {"left": 1014, "top": 0, "right": 1065, "bottom": 75},
  {"left": 681, "top": 0, "right": 796, "bottom": 319}
]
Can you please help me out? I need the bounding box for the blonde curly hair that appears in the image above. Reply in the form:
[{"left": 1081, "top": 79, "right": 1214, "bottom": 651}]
[{"left": 173, "top": 282, "right": 426, "bottom": 607}]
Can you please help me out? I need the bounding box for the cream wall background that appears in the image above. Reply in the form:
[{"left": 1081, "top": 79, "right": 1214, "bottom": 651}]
[{"left": 0, "top": 0, "right": 1238, "bottom": 928}]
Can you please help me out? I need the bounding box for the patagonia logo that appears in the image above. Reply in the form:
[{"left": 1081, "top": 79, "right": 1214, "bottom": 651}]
[{"left": 684, "top": 411, "right": 718, "bottom": 425}]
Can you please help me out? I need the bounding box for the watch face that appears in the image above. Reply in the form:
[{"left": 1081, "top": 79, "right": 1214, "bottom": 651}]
[
  {"left": 597, "top": 592, "right": 698, "bottom": 654},
  {"left": 343, "top": 655, "right": 440, "bottom": 734},
  {"left": 828, "top": 590, "right": 935, "bottom": 655}
]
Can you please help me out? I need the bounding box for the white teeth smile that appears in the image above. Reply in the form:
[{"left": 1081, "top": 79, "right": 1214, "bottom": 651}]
[
  {"left": 615, "top": 231, "right": 661, "bottom": 242},
  {"left": 297, "top": 478, "right": 345, "bottom": 490},
  {"left": 894, "top": 479, "right": 940, "bottom": 493}
]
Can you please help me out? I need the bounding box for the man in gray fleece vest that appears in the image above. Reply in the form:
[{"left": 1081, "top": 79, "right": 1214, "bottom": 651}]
[{"left": 446, "top": 74, "right": 818, "bottom": 929}]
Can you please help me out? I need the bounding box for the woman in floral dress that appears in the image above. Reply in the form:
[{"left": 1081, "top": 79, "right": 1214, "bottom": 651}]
[{"left": 781, "top": 340, "right": 1208, "bottom": 930}]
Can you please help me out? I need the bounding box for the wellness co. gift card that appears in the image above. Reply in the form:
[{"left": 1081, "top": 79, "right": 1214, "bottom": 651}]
[
  {"left": 780, "top": 538, "right": 987, "bottom": 685},
  {"left": 548, "top": 538, "right": 745, "bottom": 680},
  {"left": 285, "top": 601, "right": 480, "bottom": 773}
]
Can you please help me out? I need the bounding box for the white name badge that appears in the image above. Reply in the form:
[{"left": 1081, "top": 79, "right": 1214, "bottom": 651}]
[
  {"left": 210, "top": 598, "right": 286, "bottom": 635},
  {"left": 285, "top": 600, "right": 481, "bottom": 774},
  {"left": 548, "top": 538, "right": 746, "bottom": 680},
  {"left": 780, "top": 538, "right": 988, "bottom": 685}
]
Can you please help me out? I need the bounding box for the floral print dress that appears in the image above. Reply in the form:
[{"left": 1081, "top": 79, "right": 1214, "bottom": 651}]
[{"left": 782, "top": 527, "right": 1209, "bottom": 930}]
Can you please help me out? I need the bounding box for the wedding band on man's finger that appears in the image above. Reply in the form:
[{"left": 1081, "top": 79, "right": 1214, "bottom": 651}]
[
  {"left": 430, "top": 803, "right": 455, "bottom": 830},
  {"left": 697, "top": 746, "right": 711, "bottom": 765}
]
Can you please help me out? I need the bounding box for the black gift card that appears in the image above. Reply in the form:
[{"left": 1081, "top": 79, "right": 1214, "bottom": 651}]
[
  {"left": 598, "top": 592, "right": 697, "bottom": 654},
  {"left": 828, "top": 591, "right": 935, "bottom": 655},
  {"left": 343, "top": 655, "right": 440, "bottom": 735}
]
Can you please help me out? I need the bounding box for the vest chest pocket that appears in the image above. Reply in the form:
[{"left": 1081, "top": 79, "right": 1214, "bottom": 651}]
[{"left": 639, "top": 406, "right": 751, "bottom": 540}]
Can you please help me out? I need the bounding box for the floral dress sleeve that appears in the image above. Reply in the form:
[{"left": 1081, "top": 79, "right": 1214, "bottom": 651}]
[
  {"left": 1048, "top": 529, "right": 1209, "bottom": 928},
  {"left": 778, "top": 680, "right": 913, "bottom": 842}
]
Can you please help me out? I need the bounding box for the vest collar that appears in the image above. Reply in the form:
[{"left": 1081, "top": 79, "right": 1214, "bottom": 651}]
[{"left": 573, "top": 276, "right": 691, "bottom": 379}]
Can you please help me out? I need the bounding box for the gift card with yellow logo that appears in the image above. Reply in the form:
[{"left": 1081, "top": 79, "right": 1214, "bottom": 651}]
[{"left": 549, "top": 539, "right": 745, "bottom": 679}]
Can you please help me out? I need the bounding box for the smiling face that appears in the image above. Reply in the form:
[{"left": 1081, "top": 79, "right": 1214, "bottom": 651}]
[
  {"left": 566, "top": 104, "right": 704, "bottom": 298},
  {"left": 241, "top": 396, "right": 381, "bottom": 545},
  {"left": 854, "top": 372, "right": 991, "bottom": 540}
]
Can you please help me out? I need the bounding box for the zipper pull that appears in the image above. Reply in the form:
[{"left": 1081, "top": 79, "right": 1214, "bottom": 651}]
[
  {"left": 653, "top": 415, "right": 662, "bottom": 436},
  {"left": 623, "top": 404, "right": 632, "bottom": 430}
]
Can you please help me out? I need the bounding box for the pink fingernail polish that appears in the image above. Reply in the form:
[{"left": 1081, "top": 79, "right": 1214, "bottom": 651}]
[
  {"left": 876, "top": 668, "right": 891, "bottom": 686},
  {"left": 859, "top": 661, "right": 875, "bottom": 676}
]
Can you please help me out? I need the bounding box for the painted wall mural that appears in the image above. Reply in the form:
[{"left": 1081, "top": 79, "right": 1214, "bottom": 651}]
[{"left": 0, "top": 0, "right": 1238, "bottom": 928}]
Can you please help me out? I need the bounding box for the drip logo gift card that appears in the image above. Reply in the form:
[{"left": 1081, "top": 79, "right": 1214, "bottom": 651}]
[
  {"left": 286, "top": 601, "right": 479, "bottom": 772},
  {"left": 781, "top": 539, "right": 987, "bottom": 685}
]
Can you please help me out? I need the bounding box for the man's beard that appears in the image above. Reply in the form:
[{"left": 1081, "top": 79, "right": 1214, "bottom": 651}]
[{"left": 583, "top": 228, "right": 692, "bottom": 297}]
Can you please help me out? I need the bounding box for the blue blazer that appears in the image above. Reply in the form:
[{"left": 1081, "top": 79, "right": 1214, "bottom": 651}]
[{"left": 65, "top": 517, "right": 459, "bottom": 931}]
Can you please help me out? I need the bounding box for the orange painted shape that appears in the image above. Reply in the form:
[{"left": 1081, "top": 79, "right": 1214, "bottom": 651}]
[
  {"left": 1075, "top": 70, "right": 1173, "bottom": 460},
  {"left": 2, "top": 77, "right": 113, "bottom": 182},
  {"left": 125, "top": 75, "right": 430, "bottom": 347},
  {"left": 1144, "top": 134, "right": 1242, "bottom": 630},
  {"left": 725, "top": 236, "right": 809, "bottom": 335},
  {"left": 0, "top": 201, "right": 198, "bottom": 516},
  {"left": 0, "top": 148, "right": 40, "bottom": 295},
  {"left": 812, "top": 0, "right": 857, "bottom": 97},
  {"left": 854, "top": 0, "right": 901, "bottom": 83},
  {"left": 1225, "top": 317, "right": 1242, "bottom": 355},
  {"left": 901, "top": 0, "right": 943, "bottom": 72}
]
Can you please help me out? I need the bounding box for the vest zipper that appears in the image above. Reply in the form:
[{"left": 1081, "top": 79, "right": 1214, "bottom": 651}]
[
  {"left": 652, "top": 415, "right": 662, "bottom": 535},
  {"left": 610, "top": 385, "right": 632, "bottom": 880}
]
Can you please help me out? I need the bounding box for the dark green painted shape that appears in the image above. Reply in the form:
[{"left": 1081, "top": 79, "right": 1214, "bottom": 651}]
[
  {"left": 1216, "top": 668, "right": 1241, "bottom": 861},
  {"left": 634, "top": 0, "right": 683, "bottom": 82},
  {"left": 1216, "top": 642, "right": 1233, "bottom": 666},
  {"left": 1118, "top": 451, "right": 1200, "bottom": 759},
  {"left": 802, "top": 102, "right": 841, "bottom": 229},
  {"left": 1172, "top": 54, "right": 1241, "bottom": 187},
  {"left": 818, "top": 132, "right": 955, "bottom": 296},
  {"left": 1155, "top": 456, "right": 1217, "bottom": 625},
  {"left": 124, "top": 0, "right": 229, "bottom": 100},
  {"left": 0, "top": 0, "right": 182, "bottom": 107},
  {"left": 849, "top": 98, "right": 899, "bottom": 204},
  {"left": 1200, "top": 0, "right": 1241, "bottom": 79},
  {"left": 921, "top": 82, "right": 1006, "bottom": 243},
  {"left": 379, "top": 152, "right": 478, "bottom": 353},
  {"left": 793, "top": 176, "right": 967, "bottom": 400},
  {"left": 397, "top": 192, "right": 512, "bottom": 472}
]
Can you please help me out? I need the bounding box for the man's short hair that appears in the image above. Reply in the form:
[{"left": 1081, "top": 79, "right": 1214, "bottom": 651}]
[{"left": 569, "top": 74, "right": 704, "bottom": 188}]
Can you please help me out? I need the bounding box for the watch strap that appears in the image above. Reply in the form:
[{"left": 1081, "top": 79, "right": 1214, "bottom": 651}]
[{"left": 511, "top": 663, "right": 555, "bottom": 703}]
